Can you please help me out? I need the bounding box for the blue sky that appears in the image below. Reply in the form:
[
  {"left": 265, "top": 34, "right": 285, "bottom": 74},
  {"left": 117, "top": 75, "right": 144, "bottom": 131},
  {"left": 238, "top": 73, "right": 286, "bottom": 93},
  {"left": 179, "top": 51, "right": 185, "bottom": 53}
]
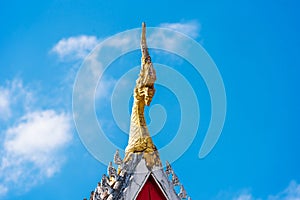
[{"left": 0, "top": 0, "right": 300, "bottom": 200}]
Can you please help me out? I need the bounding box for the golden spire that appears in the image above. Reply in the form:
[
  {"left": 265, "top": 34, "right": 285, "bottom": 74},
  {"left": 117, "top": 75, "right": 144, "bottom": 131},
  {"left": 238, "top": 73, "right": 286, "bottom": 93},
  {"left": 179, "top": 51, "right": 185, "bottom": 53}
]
[
  {"left": 141, "top": 22, "right": 149, "bottom": 59},
  {"left": 124, "top": 23, "right": 161, "bottom": 167}
]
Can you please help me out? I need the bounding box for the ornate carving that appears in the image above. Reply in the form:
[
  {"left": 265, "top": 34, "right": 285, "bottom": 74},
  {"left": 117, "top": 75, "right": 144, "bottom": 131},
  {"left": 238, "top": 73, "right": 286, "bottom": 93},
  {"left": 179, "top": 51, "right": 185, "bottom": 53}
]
[
  {"left": 114, "top": 149, "right": 123, "bottom": 166},
  {"left": 108, "top": 162, "right": 117, "bottom": 182},
  {"left": 172, "top": 172, "right": 180, "bottom": 186},
  {"left": 165, "top": 160, "right": 191, "bottom": 199},
  {"left": 124, "top": 22, "right": 161, "bottom": 168},
  {"left": 86, "top": 23, "right": 191, "bottom": 200},
  {"left": 166, "top": 161, "right": 173, "bottom": 176},
  {"left": 91, "top": 169, "right": 128, "bottom": 200},
  {"left": 178, "top": 184, "right": 187, "bottom": 199}
]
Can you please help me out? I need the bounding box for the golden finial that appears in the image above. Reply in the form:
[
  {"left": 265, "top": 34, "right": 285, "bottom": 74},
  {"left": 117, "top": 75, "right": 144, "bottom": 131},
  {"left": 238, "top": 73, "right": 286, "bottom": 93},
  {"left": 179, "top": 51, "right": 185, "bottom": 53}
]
[{"left": 124, "top": 23, "right": 161, "bottom": 168}]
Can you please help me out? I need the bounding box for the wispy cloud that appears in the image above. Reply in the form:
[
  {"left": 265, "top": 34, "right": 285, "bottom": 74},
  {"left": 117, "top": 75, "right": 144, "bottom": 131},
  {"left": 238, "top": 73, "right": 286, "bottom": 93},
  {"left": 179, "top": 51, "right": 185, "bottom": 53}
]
[
  {"left": 0, "top": 185, "right": 8, "bottom": 196},
  {"left": 0, "top": 79, "right": 34, "bottom": 121},
  {"left": 0, "top": 87, "right": 11, "bottom": 120},
  {"left": 159, "top": 20, "right": 201, "bottom": 39},
  {"left": 51, "top": 35, "right": 100, "bottom": 61},
  {"left": 0, "top": 110, "right": 72, "bottom": 195},
  {"left": 215, "top": 180, "right": 300, "bottom": 200},
  {"left": 214, "top": 188, "right": 258, "bottom": 200},
  {"left": 51, "top": 35, "right": 104, "bottom": 109},
  {"left": 268, "top": 180, "right": 300, "bottom": 200},
  {"left": 233, "top": 191, "right": 257, "bottom": 200},
  {"left": 146, "top": 20, "right": 202, "bottom": 58},
  {"left": 95, "top": 78, "right": 116, "bottom": 100},
  {"left": 0, "top": 79, "right": 72, "bottom": 196}
]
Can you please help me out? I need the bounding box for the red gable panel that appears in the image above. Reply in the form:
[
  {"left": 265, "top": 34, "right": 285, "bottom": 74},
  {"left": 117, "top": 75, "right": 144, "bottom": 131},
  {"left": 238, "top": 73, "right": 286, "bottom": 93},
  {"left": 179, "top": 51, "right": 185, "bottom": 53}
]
[{"left": 136, "top": 175, "right": 167, "bottom": 200}]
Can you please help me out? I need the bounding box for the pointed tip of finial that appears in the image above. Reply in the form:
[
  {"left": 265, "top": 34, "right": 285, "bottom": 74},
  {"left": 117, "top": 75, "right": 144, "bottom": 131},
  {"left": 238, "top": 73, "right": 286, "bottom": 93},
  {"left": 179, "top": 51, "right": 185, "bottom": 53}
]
[{"left": 141, "top": 22, "right": 149, "bottom": 57}]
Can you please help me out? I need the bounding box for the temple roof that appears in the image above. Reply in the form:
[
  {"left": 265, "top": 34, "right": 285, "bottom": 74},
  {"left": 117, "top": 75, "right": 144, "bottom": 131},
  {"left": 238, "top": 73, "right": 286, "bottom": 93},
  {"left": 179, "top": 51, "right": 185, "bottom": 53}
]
[
  {"left": 85, "top": 23, "right": 190, "bottom": 200},
  {"left": 87, "top": 151, "right": 190, "bottom": 200}
]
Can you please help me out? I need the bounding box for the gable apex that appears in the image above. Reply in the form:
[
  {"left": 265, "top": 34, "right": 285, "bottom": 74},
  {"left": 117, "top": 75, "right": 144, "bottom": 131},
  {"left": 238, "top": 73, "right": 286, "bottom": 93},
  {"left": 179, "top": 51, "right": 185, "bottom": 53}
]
[{"left": 135, "top": 173, "right": 167, "bottom": 200}]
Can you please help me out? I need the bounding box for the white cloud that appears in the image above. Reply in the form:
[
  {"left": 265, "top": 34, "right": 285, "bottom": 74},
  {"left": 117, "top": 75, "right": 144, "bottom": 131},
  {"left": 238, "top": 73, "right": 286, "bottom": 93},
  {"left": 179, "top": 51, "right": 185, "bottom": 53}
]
[
  {"left": 105, "top": 34, "right": 131, "bottom": 48},
  {"left": 95, "top": 78, "right": 116, "bottom": 100},
  {"left": 51, "top": 35, "right": 99, "bottom": 61},
  {"left": 0, "top": 79, "right": 73, "bottom": 196},
  {"left": 51, "top": 21, "right": 200, "bottom": 63},
  {"left": 234, "top": 192, "right": 257, "bottom": 200},
  {"left": 4, "top": 110, "right": 71, "bottom": 160},
  {"left": 159, "top": 20, "right": 201, "bottom": 38},
  {"left": 216, "top": 181, "right": 300, "bottom": 200},
  {"left": 147, "top": 21, "right": 202, "bottom": 56},
  {"left": 0, "top": 87, "right": 10, "bottom": 120},
  {"left": 0, "top": 79, "right": 34, "bottom": 121},
  {"left": 51, "top": 35, "right": 105, "bottom": 106},
  {"left": 0, "top": 110, "right": 72, "bottom": 195},
  {"left": 0, "top": 185, "right": 8, "bottom": 196},
  {"left": 148, "top": 29, "right": 179, "bottom": 51},
  {"left": 214, "top": 189, "right": 259, "bottom": 200},
  {"left": 268, "top": 180, "right": 300, "bottom": 200}
]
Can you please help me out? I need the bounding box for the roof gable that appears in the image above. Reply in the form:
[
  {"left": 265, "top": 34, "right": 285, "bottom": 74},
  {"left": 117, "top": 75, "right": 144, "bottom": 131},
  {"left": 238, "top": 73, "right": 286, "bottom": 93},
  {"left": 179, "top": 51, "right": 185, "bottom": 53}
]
[
  {"left": 136, "top": 174, "right": 167, "bottom": 200},
  {"left": 121, "top": 153, "right": 180, "bottom": 200}
]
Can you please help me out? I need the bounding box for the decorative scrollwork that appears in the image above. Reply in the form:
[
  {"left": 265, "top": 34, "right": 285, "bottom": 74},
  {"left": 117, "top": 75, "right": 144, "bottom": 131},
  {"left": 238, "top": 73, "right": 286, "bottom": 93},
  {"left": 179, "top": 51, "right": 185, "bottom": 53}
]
[
  {"left": 124, "top": 23, "right": 159, "bottom": 167},
  {"left": 166, "top": 161, "right": 173, "bottom": 176},
  {"left": 178, "top": 184, "right": 187, "bottom": 199},
  {"left": 113, "top": 149, "right": 123, "bottom": 166}
]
